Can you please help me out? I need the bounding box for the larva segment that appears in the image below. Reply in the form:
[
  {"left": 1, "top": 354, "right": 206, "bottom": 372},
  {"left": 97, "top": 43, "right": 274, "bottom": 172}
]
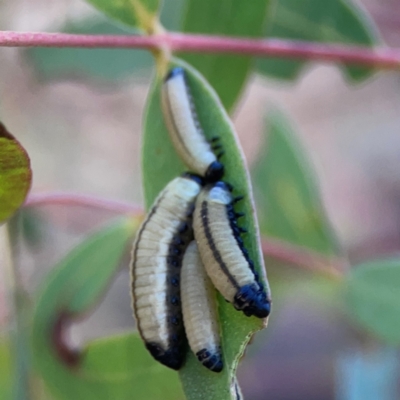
[
  {"left": 130, "top": 175, "right": 203, "bottom": 370},
  {"left": 162, "top": 67, "right": 224, "bottom": 183},
  {"left": 193, "top": 182, "right": 271, "bottom": 319},
  {"left": 181, "top": 241, "right": 223, "bottom": 373}
]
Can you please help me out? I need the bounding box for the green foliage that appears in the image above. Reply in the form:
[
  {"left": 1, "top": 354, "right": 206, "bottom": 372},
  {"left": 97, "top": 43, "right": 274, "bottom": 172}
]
[
  {"left": 180, "top": 0, "right": 271, "bottom": 111},
  {"left": 0, "top": 340, "right": 12, "bottom": 399},
  {"left": 142, "top": 58, "right": 268, "bottom": 399},
  {"left": 27, "top": 19, "right": 152, "bottom": 81},
  {"left": 84, "top": 0, "right": 161, "bottom": 31},
  {"left": 252, "top": 112, "right": 338, "bottom": 254},
  {"left": 258, "top": 0, "right": 377, "bottom": 81},
  {"left": 345, "top": 259, "right": 400, "bottom": 345},
  {"left": 0, "top": 122, "right": 32, "bottom": 224},
  {"left": 31, "top": 218, "right": 183, "bottom": 400}
]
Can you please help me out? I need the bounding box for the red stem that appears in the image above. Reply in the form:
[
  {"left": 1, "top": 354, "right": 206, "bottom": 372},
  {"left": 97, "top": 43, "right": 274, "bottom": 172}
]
[
  {"left": 25, "top": 192, "right": 142, "bottom": 216},
  {"left": 0, "top": 30, "right": 400, "bottom": 69}
]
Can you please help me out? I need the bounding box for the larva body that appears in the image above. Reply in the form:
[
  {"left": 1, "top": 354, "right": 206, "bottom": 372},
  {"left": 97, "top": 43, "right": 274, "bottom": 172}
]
[
  {"left": 181, "top": 241, "right": 223, "bottom": 373},
  {"left": 161, "top": 67, "right": 224, "bottom": 183},
  {"left": 193, "top": 182, "right": 271, "bottom": 318},
  {"left": 130, "top": 174, "right": 203, "bottom": 370}
]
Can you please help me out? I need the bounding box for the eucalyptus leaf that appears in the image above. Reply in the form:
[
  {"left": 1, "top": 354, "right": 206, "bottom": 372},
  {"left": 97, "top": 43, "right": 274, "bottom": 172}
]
[
  {"left": 345, "top": 259, "right": 400, "bottom": 345},
  {"left": 0, "top": 122, "right": 32, "bottom": 224},
  {"left": 0, "top": 339, "right": 12, "bottom": 400},
  {"left": 84, "top": 0, "right": 161, "bottom": 31},
  {"left": 251, "top": 112, "right": 338, "bottom": 254},
  {"left": 180, "top": 0, "right": 271, "bottom": 111},
  {"left": 31, "top": 219, "right": 183, "bottom": 400},
  {"left": 257, "top": 0, "right": 378, "bottom": 82},
  {"left": 142, "top": 58, "right": 269, "bottom": 400},
  {"left": 27, "top": 19, "right": 152, "bottom": 81}
]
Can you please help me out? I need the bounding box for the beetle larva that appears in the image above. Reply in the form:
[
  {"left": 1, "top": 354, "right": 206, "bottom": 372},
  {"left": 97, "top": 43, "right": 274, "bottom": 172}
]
[
  {"left": 181, "top": 241, "right": 223, "bottom": 372},
  {"left": 193, "top": 181, "right": 271, "bottom": 318},
  {"left": 130, "top": 173, "right": 203, "bottom": 370},
  {"left": 161, "top": 67, "right": 224, "bottom": 183}
]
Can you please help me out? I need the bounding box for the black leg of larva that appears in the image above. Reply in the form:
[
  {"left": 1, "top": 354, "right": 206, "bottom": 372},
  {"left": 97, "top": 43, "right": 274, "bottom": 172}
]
[
  {"left": 209, "top": 136, "right": 220, "bottom": 143},
  {"left": 217, "top": 151, "right": 225, "bottom": 159},
  {"left": 235, "top": 212, "right": 245, "bottom": 218},
  {"left": 225, "top": 182, "right": 234, "bottom": 192},
  {"left": 212, "top": 144, "right": 223, "bottom": 151},
  {"left": 233, "top": 196, "right": 244, "bottom": 204}
]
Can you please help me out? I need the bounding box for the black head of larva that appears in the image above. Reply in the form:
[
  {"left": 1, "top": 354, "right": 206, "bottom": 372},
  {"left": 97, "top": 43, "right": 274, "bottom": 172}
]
[
  {"left": 181, "top": 172, "right": 205, "bottom": 186},
  {"left": 165, "top": 66, "right": 185, "bottom": 82},
  {"left": 196, "top": 348, "right": 223, "bottom": 373},
  {"left": 234, "top": 284, "right": 271, "bottom": 318},
  {"left": 205, "top": 161, "right": 225, "bottom": 183},
  {"left": 145, "top": 341, "right": 184, "bottom": 370}
]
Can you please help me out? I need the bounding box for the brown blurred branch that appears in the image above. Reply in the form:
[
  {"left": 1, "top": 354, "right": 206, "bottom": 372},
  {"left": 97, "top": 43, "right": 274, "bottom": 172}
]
[{"left": 0, "top": 30, "right": 400, "bottom": 69}]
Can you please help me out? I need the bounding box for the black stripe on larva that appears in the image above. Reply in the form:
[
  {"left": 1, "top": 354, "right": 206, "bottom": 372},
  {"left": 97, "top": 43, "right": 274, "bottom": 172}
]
[
  {"left": 201, "top": 201, "right": 239, "bottom": 289},
  {"left": 134, "top": 185, "right": 197, "bottom": 370},
  {"left": 196, "top": 348, "right": 223, "bottom": 373}
]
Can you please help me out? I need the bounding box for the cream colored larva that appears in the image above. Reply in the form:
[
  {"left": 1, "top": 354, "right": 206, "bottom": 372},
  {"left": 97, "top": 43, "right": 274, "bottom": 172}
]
[
  {"left": 181, "top": 241, "right": 223, "bottom": 372},
  {"left": 130, "top": 174, "right": 203, "bottom": 370},
  {"left": 193, "top": 182, "right": 271, "bottom": 318},
  {"left": 161, "top": 67, "right": 224, "bottom": 183}
]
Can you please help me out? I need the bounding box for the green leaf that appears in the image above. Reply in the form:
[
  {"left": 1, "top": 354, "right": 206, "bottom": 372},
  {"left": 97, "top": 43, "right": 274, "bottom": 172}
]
[
  {"left": 27, "top": 18, "right": 153, "bottom": 81},
  {"left": 0, "top": 339, "right": 12, "bottom": 399},
  {"left": 142, "top": 58, "right": 269, "bottom": 400},
  {"left": 251, "top": 111, "right": 338, "bottom": 254},
  {"left": 84, "top": 0, "right": 161, "bottom": 31},
  {"left": 257, "top": 0, "right": 378, "bottom": 82},
  {"left": 0, "top": 122, "right": 32, "bottom": 223},
  {"left": 31, "top": 218, "right": 183, "bottom": 400},
  {"left": 180, "top": 0, "right": 271, "bottom": 111},
  {"left": 344, "top": 259, "right": 400, "bottom": 345}
]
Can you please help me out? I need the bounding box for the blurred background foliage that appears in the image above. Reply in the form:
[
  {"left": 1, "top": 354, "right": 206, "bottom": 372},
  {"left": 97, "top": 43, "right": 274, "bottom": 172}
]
[{"left": 1, "top": 0, "right": 400, "bottom": 399}]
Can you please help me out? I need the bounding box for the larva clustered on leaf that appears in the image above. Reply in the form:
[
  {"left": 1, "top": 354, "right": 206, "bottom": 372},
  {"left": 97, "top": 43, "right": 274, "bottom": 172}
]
[
  {"left": 130, "top": 173, "right": 202, "bottom": 370},
  {"left": 162, "top": 67, "right": 224, "bottom": 183},
  {"left": 130, "top": 65, "right": 271, "bottom": 373},
  {"left": 181, "top": 241, "right": 223, "bottom": 372}
]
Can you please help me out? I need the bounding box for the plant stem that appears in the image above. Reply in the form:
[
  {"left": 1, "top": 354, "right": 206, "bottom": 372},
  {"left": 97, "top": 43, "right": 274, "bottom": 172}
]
[
  {"left": 25, "top": 192, "right": 142, "bottom": 216},
  {"left": 1, "top": 30, "right": 400, "bottom": 69},
  {"left": 261, "top": 238, "right": 346, "bottom": 280}
]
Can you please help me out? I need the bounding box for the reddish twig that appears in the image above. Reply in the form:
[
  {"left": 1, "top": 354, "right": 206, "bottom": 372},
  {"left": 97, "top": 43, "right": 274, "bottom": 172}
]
[
  {"left": 262, "top": 238, "right": 347, "bottom": 279},
  {"left": 25, "top": 192, "right": 143, "bottom": 216},
  {"left": 0, "top": 30, "right": 400, "bottom": 69}
]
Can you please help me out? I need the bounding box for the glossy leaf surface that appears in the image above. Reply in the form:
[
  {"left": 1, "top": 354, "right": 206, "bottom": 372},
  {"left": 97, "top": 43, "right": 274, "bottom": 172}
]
[{"left": 0, "top": 122, "right": 31, "bottom": 223}]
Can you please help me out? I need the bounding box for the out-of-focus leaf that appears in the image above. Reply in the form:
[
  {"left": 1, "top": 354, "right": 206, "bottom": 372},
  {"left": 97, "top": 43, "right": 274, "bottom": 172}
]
[
  {"left": 84, "top": 0, "right": 160, "bottom": 31},
  {"left": 180, "top": 0, "right": 271, "bottom": 111},
  {"left": 257, "top": 0, "right": 378, "bottom": 82},
  {"left": 0, "top": 339, "right": 12, "bottom": 399},
  {"left": 0, "top": 122, "right": 31, "bottom": 224},
  {"left": 251, "top": 112, "right": 338, "bottom": 254},
  {"left": 27, "top": 19, "right": 152, "bottom": 81},
  {"left": 159, "top": 0, "right": 186, "bottom": 31},
  {"left": 31, "top": 218, "right": 182, "bottom": 400},
  {"left": 142, "top": 58, "right": 269, "bottom": 400},
  {"left": 344, "top": 259, "right": 400, "bottom": 345}
]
